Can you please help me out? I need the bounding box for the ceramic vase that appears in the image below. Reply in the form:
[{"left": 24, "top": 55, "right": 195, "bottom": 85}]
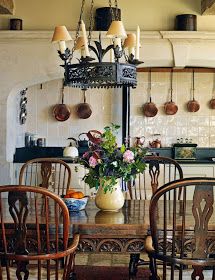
[{"left": 95, "top": 179, "right": 125, "bottom": 211}]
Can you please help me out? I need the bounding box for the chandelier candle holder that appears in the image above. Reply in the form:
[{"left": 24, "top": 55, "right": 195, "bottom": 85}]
[{"left": 52, "top": 0, "right": 143, "bottom": 90}]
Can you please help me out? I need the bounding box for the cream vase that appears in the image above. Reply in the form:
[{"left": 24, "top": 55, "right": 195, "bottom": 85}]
[{"left": 95, "top": 179, "right": 125, "bottom": 211}]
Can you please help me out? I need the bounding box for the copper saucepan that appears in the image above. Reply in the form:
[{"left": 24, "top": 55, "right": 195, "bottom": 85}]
[
  {"left": 187, "top": 70, "right": 200, "bottom": 112},
  {"left": 164, "top": 69, "right": 178, "bottom": 115},
  {"left": 53, "top": 83, "right": 71, "bottom": 122},
  {"left": 76, "top": 90, "right": 92, "bottom": 119},
  {"left": 142, "top": 70, "right": 158, "bottom": 117},
  {"left": 209, "top": 74, "right": 215, "bottom": 109}
]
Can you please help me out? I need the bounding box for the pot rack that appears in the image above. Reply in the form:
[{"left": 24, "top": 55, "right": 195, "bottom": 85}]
[{"left": 122, "top": 66, "right": 215, "bottom": 146}]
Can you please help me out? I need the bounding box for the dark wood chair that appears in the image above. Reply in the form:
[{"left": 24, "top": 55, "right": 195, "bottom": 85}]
[
  {"left": 127, "top": 156, "right": 183, "bottom": 200},
  {"left": 19, "top": 158, "right": 71, "bottom": 196},
  {"left": 145, "top": 177, "right": 215, "bottom": 280},
  {"left": 128, "top": 156, "right": 184, "bottom": 277},
  {"left": 0, "top": 185, "right": 79, "bottom": 279}
]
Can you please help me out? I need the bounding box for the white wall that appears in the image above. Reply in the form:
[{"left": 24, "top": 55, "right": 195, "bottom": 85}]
[
  {"left": 131, "top": 72, "right": 215, "bottom": 147},
  {"left": 1, "top": 0, "right": 215, "bottom": 31},
  {"left": 19, "top": 71, "right": 215, "bottom": 149},
  {"left": 18, "top": 80, "right": 112, "bottom": 147}
]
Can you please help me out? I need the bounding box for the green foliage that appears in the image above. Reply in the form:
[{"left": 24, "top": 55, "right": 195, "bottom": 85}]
[{"left": 80, "top": 124, "right": 147, "bottom": 192}]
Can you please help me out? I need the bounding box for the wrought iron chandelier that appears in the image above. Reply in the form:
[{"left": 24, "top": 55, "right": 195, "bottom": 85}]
[{"left": 52, "top": 0, "right": 143, "bottom": 90}]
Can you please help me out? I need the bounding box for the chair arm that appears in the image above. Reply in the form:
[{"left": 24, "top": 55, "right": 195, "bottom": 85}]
[{"left": 144, "top": 235, "right": 155, "bottom": 253}]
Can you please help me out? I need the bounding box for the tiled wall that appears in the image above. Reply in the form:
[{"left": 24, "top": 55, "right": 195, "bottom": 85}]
[
  {"left": 17, "top": 79, "right": 112, "bottom": 147},
  {"left": 17, "top": 72, "right": 215, "bottom": 148},
  {"left": 131, "top": 72, "right": 215, "bottom": 147}
]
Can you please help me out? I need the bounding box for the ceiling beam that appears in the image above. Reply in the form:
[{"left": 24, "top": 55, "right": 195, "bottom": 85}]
[
  {"left": 0, "top": 0, "right": 14, "bottom": 15},
  {"left": 202, "top": 0, "right": 215, "bottom": 14}
]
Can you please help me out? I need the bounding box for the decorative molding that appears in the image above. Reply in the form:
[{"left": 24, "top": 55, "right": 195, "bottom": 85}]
[{"left": 0, "top": 0, "right": 14, "bottom": 15}]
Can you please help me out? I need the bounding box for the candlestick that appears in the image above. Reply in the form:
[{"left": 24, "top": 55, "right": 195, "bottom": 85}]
[
  {"left": 58, "top": 41, "right": 66, "bottom": 54},
  {"left": 81, "top": 20, "right": 90, "bottom": 57},
  {"left": 136, "top": 26, "right": 140, "bottom": 60},
  {"left": 128, "top": 47, "right": 135, "bottom": 56},
  {"left": 114, "top": 37, "right": 122, "bottom": 51}
]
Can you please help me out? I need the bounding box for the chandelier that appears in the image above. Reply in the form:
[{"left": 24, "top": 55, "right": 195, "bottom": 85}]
[{"left": 52, "top": 0, "right": 143, "bottom": 90}]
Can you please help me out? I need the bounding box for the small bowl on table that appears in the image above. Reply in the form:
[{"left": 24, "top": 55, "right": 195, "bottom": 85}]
[{"left": 62, "top": 196, "right": 89, "bottom": 212}]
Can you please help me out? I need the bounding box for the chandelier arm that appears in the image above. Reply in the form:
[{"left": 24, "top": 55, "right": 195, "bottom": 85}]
[{"left": 88, "top": 45, "right": 99, "bottom": 61}]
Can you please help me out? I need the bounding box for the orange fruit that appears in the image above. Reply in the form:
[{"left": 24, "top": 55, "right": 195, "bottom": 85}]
[
  {"left": 64, "top": 194, "right": 71, "bottom": 198},
  {"left": 66, "top": 188, "right": 76, "bottom": 195},
  {"left": 70, "top": 191, "right": 84, "bottom": 199}
]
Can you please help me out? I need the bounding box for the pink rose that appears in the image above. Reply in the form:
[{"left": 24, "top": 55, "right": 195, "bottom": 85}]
[
  {"left": 89, "top": 156, "right": 98, "bottom": 168},
  {"left": 123, "top": 150, "right": 134, "bottom": 163}
]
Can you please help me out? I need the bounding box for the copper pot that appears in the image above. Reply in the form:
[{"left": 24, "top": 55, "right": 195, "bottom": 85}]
[
  {"left": 76, "top": 90, "right": 92, "bottom": 119},
  {"left": 187, "top": 99, "right": 200, "bottom": 112},
  {"left": 210, "top": 98, "right": 215, "bottom": 109},
  {"left": 164, "top": 70, "right": 178, "bottom": 115},
  {"left": 143, "top": 98, "right": 158, "bottom": 117},
  {"left": 53, "top": 85, "right": 71, "bottom": 122},
  {"left": 164, "top": 101, "right": 178, "bottom": 115},
  {"left": 187, "top": 70, "right": 200, "bottom": 113},
  {"left": 143, "top": 70, "right": 158, "bottom": 118}
]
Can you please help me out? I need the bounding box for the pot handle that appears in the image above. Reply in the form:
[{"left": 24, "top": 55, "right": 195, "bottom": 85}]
[
  {"left": 78, "top": 133, "right": 88, "bottom": 140},
  {"left": 67, "top": 137, "right": 78, "bottom": 145},
  {"left": 87, "top": 130, "right": 102, "bottom": 144}
]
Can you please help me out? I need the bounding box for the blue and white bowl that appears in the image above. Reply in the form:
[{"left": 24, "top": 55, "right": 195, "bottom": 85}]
[{"left": 63, "top": 196, "right": 89, "bottom": 211}]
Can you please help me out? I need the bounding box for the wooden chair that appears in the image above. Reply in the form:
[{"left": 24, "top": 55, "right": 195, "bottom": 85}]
[
  {"left": 0, "top": 185, "right": 79, "bottom": 279},
  {"left": 127, "top": 156, "right": 183, "bottom": 200},
  {"left": 145, "top": 177, "right": 215, "bottom": 280},
  {"left": 128, "top": 156, "right": 184, "bottom": 278},
  {"left": 19, "top": 158, "right": 71, "bottom": 196}
]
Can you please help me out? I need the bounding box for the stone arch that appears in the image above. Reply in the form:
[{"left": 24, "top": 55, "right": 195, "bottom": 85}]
[
  {"left": 7, "top": 74, "right": 62, "bottom": 163},
  {"left": 0, "top": 0, "right": 14, "bottom": 14}
]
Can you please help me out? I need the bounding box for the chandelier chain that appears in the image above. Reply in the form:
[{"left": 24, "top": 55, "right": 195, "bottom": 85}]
[
  {"left": 108, "top": 0, "right": 115, "bottom": 20},
  {"left": 114, "top": 0, "right": 119, "bottom": 20},
  {"left": 88, "top": 0, "right": 94, "bottom": 45},
  {"left": 70, "top": 0, "right": 86, "bottom": 62}
]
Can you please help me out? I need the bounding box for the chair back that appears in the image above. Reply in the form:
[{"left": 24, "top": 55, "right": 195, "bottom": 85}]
[
  {"left": 128, "top": 156, "right": 183, "bottom": 200},
  {"left": 0, "top": 185, "right": 78, "bottom": 280},
  {"left": 19, "top": 158, "right": 71, "bottom": 196},
  {"left": 149, "top": 177, "right": 215, "bottom": 280}
]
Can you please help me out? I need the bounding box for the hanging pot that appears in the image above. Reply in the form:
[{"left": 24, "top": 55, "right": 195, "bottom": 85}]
[
  {"left": 210, "top": 98, "right": 215, "bottom": 109},
  {"left": 142, "top": 70, "right": 158, "bottom": 117},
  {"left": 76, "top": 90, "right": 92, "bottom": 119},
  {"left": 164, "top": 70, "right": 178, "bottom": 115},
  {"left": 187, "top": 70, "right": 200, "bottom": 112},
  {"left": 209, "top": 74, "right": 215, "bottom": 109},
  {"left": 53, "top": 84, "right": 71, "bottom": 121}
]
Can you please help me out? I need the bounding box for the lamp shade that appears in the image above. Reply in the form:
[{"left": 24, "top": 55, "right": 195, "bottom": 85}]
[
  {"left": 124, "top": 33, "right": 136, "bottom": 48},
  {"left": 52, "top": 26, "right": 72, "bottom": 42},
  {"left": 106, "top": 20, "right": 127, "bottom": 38},
  {"left": 74, "top": 36, "right": 85, "bottom": 50}
]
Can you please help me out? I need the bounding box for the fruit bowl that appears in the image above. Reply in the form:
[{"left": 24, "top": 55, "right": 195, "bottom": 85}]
[{"left": 63, "top": 196, "right": 89, "bottom": 212}]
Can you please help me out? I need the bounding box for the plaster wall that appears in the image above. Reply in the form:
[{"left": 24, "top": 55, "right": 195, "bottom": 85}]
[{"left": 1, "top": 0, "right": 215, "bottom": 31}]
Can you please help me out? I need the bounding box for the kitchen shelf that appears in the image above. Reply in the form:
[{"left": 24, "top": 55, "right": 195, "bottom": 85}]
[{"left": 137, "top": 67, "right": 215, "bottom": 73}]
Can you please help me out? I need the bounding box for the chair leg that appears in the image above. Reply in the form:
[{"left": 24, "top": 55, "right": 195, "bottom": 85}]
[
  {"left": 149, "top": 257, "right": 160, "bottom": 280},
  {"left": 129, "top": 253, "right": 140, "bottom": 277},
  {"left": 69, "top": 272, "right": 77, "bottom": 280}
]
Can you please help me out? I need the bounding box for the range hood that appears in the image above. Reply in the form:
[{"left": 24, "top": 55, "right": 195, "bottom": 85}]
[{"left": 140, "top": 31, "right": 215, "bottom": 68}]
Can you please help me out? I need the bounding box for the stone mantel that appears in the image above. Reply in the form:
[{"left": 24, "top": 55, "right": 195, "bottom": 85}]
[{"left": 1, "top": 30, "right": 215, "bottom": 40}]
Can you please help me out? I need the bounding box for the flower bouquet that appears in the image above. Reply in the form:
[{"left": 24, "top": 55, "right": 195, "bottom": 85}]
[{"left": 80, "top": 124, "right": 147, "bottom": 193}]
